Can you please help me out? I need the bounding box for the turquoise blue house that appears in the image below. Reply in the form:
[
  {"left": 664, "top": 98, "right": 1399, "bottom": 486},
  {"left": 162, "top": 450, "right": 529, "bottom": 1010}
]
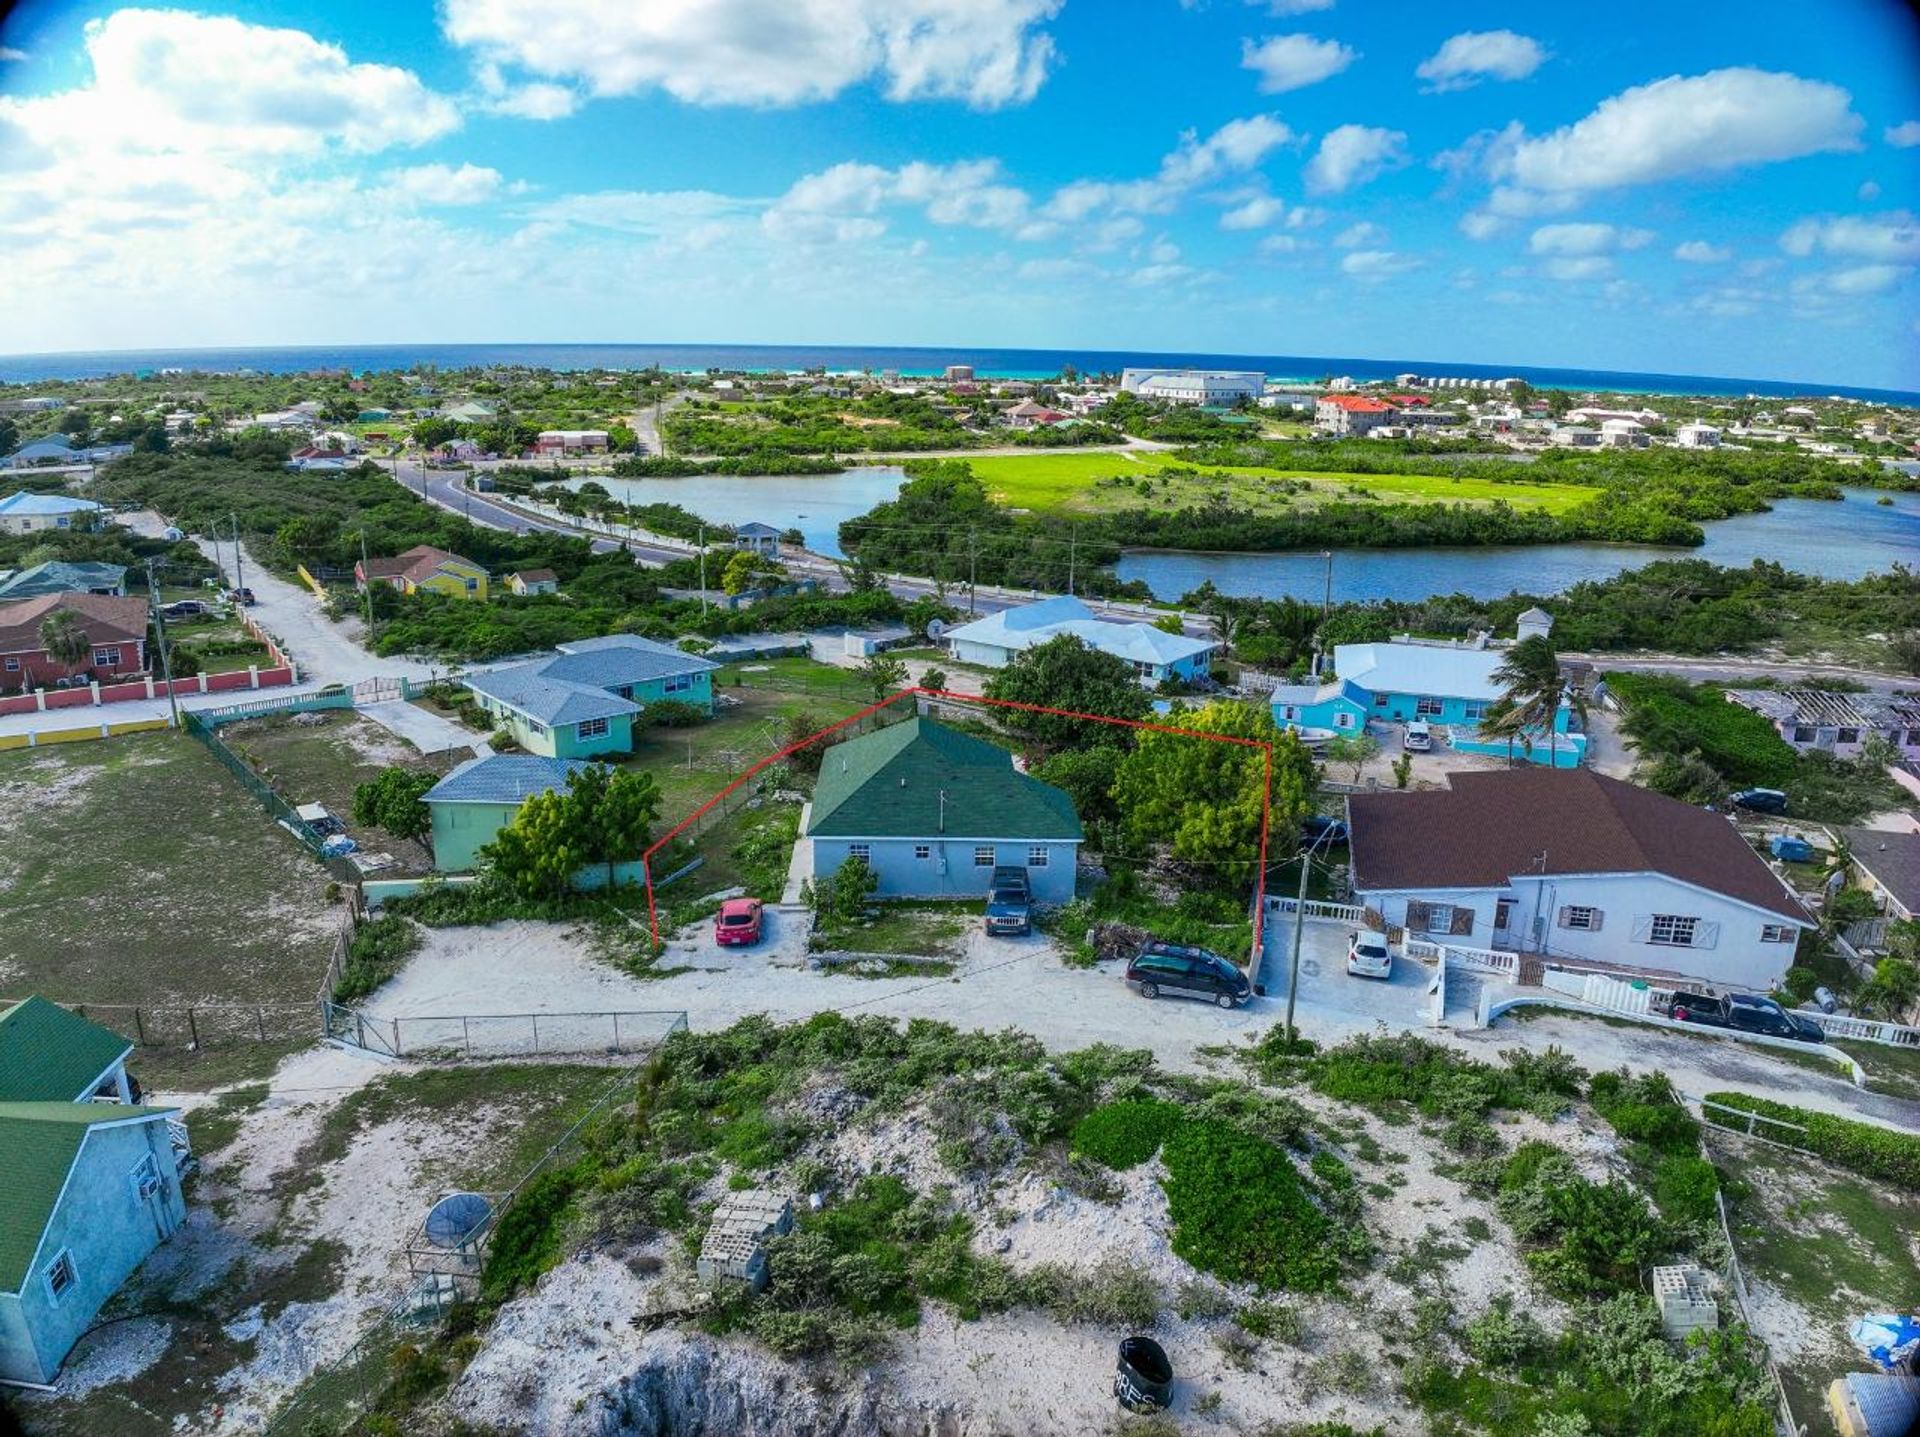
[
  {"left": 0, "top": 999, "right": 189, "bottom": 1387},
  {"left": 421, "top": 754, "right": 647, "bottom": 886},
  {"left": 464, "top": 634, "right": 718, "bottom": 758},
  {"left": 1272, "top": 634, "right": 1584, "bottom": 768}
]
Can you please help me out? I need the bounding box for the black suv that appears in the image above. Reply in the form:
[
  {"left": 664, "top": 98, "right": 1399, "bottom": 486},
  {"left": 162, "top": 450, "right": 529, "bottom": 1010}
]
[
  {"left": 984, "top": 866, "right": 1033, "bottom": 937},
  {"left": 1124, "top": 941, "right": 1252, "bottom": 1009}
]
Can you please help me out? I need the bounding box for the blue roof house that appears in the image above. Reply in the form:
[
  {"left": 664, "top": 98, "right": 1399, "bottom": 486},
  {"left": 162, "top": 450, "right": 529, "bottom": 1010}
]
[
  {"left": 0, "top": 999, "right": 190, "bottom": 1387},
  {"left": 942, "top": 595, "right": 1218, "bottom": 686},
  {"left": 0, "top": 492, "right": 107, "bottom": 536},
  {"left": 1272, "top": 635, "right": 1583, "bottom": 767},
  {"left": 0, "top": 561, "right": 129, "bottom": 601},
  {"left": 463, "top": 634, "right": 719, "bottom": 758}
]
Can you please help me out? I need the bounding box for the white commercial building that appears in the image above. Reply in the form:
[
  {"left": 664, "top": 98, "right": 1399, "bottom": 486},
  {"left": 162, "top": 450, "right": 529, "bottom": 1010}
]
[{"left": 1120, "top": 369, "right": 1265, "bottom": 405}]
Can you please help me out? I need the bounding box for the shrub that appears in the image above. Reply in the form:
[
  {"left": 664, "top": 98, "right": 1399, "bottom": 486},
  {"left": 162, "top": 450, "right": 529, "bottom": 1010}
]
[
  {"left": 1234, "top": 1300, "right": 1304, "bottom": 1342},
  {"left": 1704, "top": 1092, "right": 1920, "bottom": 1191},
  {"left": 1652, "top": 1153, "right": 1721, "bottom": 1225},
  {"left": 481, "top": 1162, "right": 584, "bottom": 1300},
  {"left": 1462, "top": 1295, "right": 1545, "bottom": 1368},
  {"left": 1037, "top": 1255, "right": 1162, "bottom": 1327},
  {"left": 1160, "top": 1118, "right": 1342, "bottom": 1292},
  {"left": 1588, "top": 1070, "right": 1700, "bottom": 1155},
  {"left": 639, "top": 698, "right": 707, "bottom": 728},
  {"left": 331, "top": 915, "right": 422, "bottom": 1002},
  {"left": 1071, "top": 1098, "right": 1185, "bottom": 1169}
]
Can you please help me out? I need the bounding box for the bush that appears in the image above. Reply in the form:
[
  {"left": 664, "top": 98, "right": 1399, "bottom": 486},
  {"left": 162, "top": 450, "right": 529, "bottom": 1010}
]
[
  {"left": 1037, "top": 1255, "right": 1162, "bottom": 1327},
  {"left": 1704, "top": 1092, "right": 1920, "bottom": 1190},
  {"left": 1160, "top": 1118, "right": 1342, "bottom": 1292},
  {"left": 639, "top": 698, "right": 707, "bottom": 728},
  {"left": 1496, "top": 1147, "right": 1666, "bottom": 1297},
  {"left": 1652, "top": 1153, "right": 1721, "bottom": 1225},
  {"left": 1462, "top": 1295, "right": 1545, "bottom": 1367},
  {"left": 331, "top": 915, "right": 422, "bottom": 1002},
  {"left": 1588, "top": 1070, "right": 1700, "bottom": 1155},
  {"left": 1071, "top": 1098, "right": 1185, "bottom": 1170},
  {"left": 481, "top": 1162, "right": 584, "bottom": 1300}
]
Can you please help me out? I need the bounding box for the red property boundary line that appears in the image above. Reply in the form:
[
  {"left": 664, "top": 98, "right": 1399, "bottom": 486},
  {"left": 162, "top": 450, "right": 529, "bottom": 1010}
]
[{"left": 642, "top": 686, "right": 1276, "bottom": 955}]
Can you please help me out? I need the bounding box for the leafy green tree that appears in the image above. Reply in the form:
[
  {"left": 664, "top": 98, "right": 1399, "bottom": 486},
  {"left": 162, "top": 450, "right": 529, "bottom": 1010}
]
[
  {"left": 856, "top": 651, "right": 909, "bottom": 700},
  {"left": 1391, "top": 752, "right": 1413, "bottom": 789},
  {"left": 807, "top": 853, "right": 878, "bottom": 924},
  {"left": 565, "top": 763, "right": 661, "bottom": 889},
  {"left": 1858, "top": 955, "right": 1919, "bottom": 1021},
  {"left": 482, "top": 788, "right": 580, "bottom": 898},
  {"left": 38, "top": 609, "right": 91, "bottom": 669},
  {"left": 1323, "top": 732, "right": 1379, "bottom": 783},
  {"left": 1483, "top": 635, "right": 1565, "bottom": 763},
  {"left": 983, "top": 633, "right": 1150, "bottom": 750},
  {"left": 918, "top": 665, "right": 950, "bottom": 693},
  {"left": 1113, "top": 701, "right": 1315, "bottom": 882},
  {"left": 722, "top": 548, "right": 786, "bottom": 595},
  {"left": 350, "top": 768, "right": 438, "bottom": 842},
  {"left": 608, "top": 422, "right": 638, "bottom": 452},
  {"left": 1032, "top": 746, "right": 1123, "bottom": 823}
]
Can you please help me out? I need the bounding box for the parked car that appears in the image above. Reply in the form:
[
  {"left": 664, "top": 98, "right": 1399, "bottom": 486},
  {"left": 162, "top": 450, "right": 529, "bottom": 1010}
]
[
  {"left": 714, "top": 897, "right": 764, "bottom": 946},
  {"left": 1667, "top": 989, "right": 1824, "bottom": 1042},
  {"left": 984, "top": 866, "right": 1032, "bottom": 937},
  {"left": 1345, "top": 931, "right": 1393, "bottom": 980},
  {"left": 1728, "top": 787, "right": 1788, "bottom": 815},
  {"left": 1301, "top": 815, "right": 1348, "bottom": 845},
  {"left": 161, "top": 599, "right": 206, "bottom": 619},
  {"left": 1403, "top": 719, "right": 1433, "bottom": 752},
  {"left": 226, "top": 586, "right": 257, "bottom": 606},
  {"left": 1124, "top": 941, "right": 1252, "bottom": 1009}
]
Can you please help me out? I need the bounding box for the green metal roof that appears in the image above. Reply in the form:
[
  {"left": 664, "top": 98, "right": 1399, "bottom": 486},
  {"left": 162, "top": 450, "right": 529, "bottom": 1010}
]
[
  {"left": 0, "top": 997, "right": 133, "bottom": 1103},
  {"left": 0, "top": 1102, "right": 177, "bottom": 1293},
  {"left": 807, "top": 718, "right": 1082, "bottom": 841}
]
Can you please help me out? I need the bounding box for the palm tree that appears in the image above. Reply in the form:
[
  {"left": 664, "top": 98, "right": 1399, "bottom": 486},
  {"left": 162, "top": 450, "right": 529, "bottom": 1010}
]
[
  {"left": 1484, "top": 635, "right": 1564, "bottom": 766},
  {"left": 38, "top": 610, "right": 92, "bottom": 673}
]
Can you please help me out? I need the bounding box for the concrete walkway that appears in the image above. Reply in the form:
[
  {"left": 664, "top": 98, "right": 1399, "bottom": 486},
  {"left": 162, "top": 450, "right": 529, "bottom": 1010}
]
[{"left": 359, "top": 700, "right": 485, "bottom": 757}]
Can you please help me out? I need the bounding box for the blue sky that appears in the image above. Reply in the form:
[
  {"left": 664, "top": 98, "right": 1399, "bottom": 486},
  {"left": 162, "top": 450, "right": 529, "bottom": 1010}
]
[{"left": 0, "top": 0, "right": 1917, "bottom": 388}]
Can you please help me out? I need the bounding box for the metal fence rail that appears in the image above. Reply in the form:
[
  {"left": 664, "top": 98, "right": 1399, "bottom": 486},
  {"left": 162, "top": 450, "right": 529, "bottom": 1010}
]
[{"left": 324, "top": 1003, "right": 689, "bottom": 1061}]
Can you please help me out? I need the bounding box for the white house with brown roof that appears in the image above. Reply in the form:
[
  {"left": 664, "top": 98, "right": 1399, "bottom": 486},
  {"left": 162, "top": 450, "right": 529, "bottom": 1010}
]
[{"left": 1347, "top": 770, "right": 1813, "bottom": 989}]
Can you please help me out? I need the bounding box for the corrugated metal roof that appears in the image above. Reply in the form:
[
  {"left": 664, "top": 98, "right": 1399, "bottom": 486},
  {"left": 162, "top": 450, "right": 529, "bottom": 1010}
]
[
  {"left": 807, "top": 718, "right": 1082, "bottom": 841},
  {"left": 0, "top": 997, "right": 131, "bottom": 1103},
  {"left": 1334, "top": 640, "right": 1506, "bottom": 702},
  {"left": 943, "top": 597, "right": 1216, "bottom": 667}
]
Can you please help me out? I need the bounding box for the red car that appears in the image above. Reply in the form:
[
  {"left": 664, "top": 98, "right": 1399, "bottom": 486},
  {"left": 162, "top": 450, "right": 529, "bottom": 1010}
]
[{"left": 714, "top": 898, "right": 764, "bottom": 946}]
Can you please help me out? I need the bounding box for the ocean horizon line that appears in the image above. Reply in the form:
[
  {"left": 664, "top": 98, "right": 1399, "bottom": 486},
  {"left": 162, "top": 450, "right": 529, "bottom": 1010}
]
[{"left": 0, "top": 340, "right": 1914, "bottom": 406}]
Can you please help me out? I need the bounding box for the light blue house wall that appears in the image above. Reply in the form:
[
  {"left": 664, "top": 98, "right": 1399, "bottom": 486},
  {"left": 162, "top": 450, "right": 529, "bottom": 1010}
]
[
  {"left": 815, "top": 837, "right": 1080, "bottom": 903},
  {"left": 0, "top": 1117, "right": 185, "bottom": 1385}
]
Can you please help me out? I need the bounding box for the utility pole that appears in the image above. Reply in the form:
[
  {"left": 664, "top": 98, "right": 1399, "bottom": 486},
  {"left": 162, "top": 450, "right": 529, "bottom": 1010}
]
[
  {"left": 967, "top": 529, "right": 979, "bottom": 616},
  {"left": 698, "top": 526, "right": 708, "bottom": 614},
  {"left": 1282, "top": 827, "right": 1337, "bottom": 1042},
  {"left": 146, "top": 558, "right": 180, "bottom": 728},
  {"left": 1067, "top": 526, "right": 1076, "bottom": 597},
  {"left": 359, "top": 532, "right": 376, "bottom": 637},
  {"left": 230, "top": 513, "right": 245, "bottom": 596}
]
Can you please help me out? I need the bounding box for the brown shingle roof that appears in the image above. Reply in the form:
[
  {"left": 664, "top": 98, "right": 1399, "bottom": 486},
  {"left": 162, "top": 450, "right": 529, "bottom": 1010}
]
[
  {"left": 510, "top": 569, "right": 557, "bottom": 584},
  {"left": 1841, "top": 827, "right": 1920, "bottom": 916},
  {"left": 1347, "top": 769, "right": 1809, "bottom": 922},
  {"left": 0, "top": 592, "right": 148, "bottom": 653}
]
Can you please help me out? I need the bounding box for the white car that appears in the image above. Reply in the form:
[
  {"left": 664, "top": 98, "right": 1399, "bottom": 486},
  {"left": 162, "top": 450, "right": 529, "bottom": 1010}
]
[
  {"left": 1346, "top": 931, "right": 1393, "bottom": 980},
  {"left": 1403, "top": 720, "right": 1433, "bottom": 752}
]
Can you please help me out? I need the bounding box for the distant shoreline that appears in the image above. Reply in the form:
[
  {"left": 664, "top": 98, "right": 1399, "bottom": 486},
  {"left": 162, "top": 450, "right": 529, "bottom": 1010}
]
[{"left": 1, "top": 341, "right": 1914, "bottom": 406}]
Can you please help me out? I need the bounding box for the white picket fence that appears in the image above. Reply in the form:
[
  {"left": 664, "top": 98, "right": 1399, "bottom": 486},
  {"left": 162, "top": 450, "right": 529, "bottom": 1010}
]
[
  {"left": 1806, "top": 1012, "right": 1920, "bottom": 1050},
  {"left": 1267, "top": 897, "right": 1365, "bottom": 924}
]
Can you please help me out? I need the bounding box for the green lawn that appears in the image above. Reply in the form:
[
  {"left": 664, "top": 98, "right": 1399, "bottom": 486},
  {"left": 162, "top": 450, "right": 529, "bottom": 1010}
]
[
  {"left": 1838, "top": 1039, "right": 1920, "bottom": 1103},
  {"left": 716, "top": 656, "right": 878, "bottom": 703},
  {"left": 818, "top": 903, "right": 974, "bottom": 958},
  {"left": 0, "top": 733, "right": 338, "bottom": 1011},
  {"left": 962, "top": 450, "right": 1599, "bottom": 518}
]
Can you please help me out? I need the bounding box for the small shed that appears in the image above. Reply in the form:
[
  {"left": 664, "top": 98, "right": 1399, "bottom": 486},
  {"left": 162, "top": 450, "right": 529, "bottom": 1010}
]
[
  {"left": 732, "top": 522, "right": 783, "bottom": 558},
  {"left": 697, "top": 1189, "right": 793, "bottom": 1291}
]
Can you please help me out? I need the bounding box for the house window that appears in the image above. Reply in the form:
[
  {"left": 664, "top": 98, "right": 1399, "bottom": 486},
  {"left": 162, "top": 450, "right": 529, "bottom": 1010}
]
[
  {"left": 1649, "top": 914, "right": 1699, "bottom": 947},
  {"left": 464, "top": 578, "right": 477, "bottom": 592},
  {"left": 974, "top": 846, "right": 996, "bottom": 867},
  {"left": 1406, "top": 901, "right": 1473, "bottom": 936},
  {"left": 1463, "top": 703, "right": 1486, "bottom": 721},
  {"left": 664, "top": 673, "right": 693, "bottom": 694},
  {"left": 527, "top": 719, "right": 548, "bottom": 737},
  {"left": 1281, "top": 706, "right": 1298, "bottom": 721},
  {"left": 1792, "top": 725, "right": 1814, "bottom": 743},
  {"left": 44, "top": 1250, "right": 76, "bottom": 1302},
  {"left": 1373, "top": 692, "right": 1390, "bottom": 708},
  {"left": 1028, "top": 846, "right": 1049, "bottom": 868},
  {"left": 3, "top": 657, "right": 17, "bottom": 672},
  {"left": 613, "top": 685, "right": 633, "bottom": 700},
  {"left": 914, "top": 844, "right": 931, "bottom": 861},
  {"left": 847, "top": 844, "right": 871, "bottom": 864},
  {"left": 1415, "top": 697, "right": 1444, "bottom": 717},
  {"left": 1560, "top": 906, "right": 1600, "bottom": 931},
  {"left": 1494, "top": 898, "right": 1518, "bottom": 931},
  {"left": 576, "top": 716, "right": 610, "bottom": 740},
  {"left": 1760, "top": 924, "right": 1798, "bottom": 943},
  {"left": 129, "top": 1152, "right": 162, "bottom": 1203},
  {"left": 1837, "top": 727, "right": 1859, "bottom": 744},
  {"left": 1335, "top": 712, "right": 1354, "bottom": 729},
  {"left": 92, "top": 646, "right": 121, "bottom": 667}
]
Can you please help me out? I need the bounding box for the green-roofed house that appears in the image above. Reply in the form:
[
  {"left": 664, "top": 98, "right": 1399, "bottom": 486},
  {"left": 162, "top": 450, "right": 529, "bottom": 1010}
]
[
  {"left": 0, "top": 999, "right": 191, "bottom": 1385},
  {"left": 804, "top": 718, "right": 1082, "bottom": 902},
  {"left": 0, "top": 997, "right": 137, "bottom": 1105}
]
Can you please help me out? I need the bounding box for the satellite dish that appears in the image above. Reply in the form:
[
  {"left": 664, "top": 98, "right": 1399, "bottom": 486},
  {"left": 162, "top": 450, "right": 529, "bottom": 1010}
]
[
  {"left": 424, "top": 1192, "right": 493, "bottom": 1249},
  {"left": 925, "top": 618, "right": 947, "bottom": 640}
]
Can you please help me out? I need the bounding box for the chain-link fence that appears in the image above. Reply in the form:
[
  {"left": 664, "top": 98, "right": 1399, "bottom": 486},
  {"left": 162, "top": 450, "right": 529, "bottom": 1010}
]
[
  {"left": 2, "top": 999, "right": 318, "bottom": 1049},
  {"left": 324, "top": 1003, "right": 687, "bottom": 1060}
]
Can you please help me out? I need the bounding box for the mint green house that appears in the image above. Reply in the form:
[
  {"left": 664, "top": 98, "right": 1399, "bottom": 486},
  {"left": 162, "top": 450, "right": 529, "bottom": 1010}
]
[
  {"left": 422, "top": 754, "right": 645, "bottom": 887},
  {"left": 463, "top": 634, "right": 718, "bottom": 758},
  {"left": 0, "top": 999, "right": 190, "bottom": 1387}
]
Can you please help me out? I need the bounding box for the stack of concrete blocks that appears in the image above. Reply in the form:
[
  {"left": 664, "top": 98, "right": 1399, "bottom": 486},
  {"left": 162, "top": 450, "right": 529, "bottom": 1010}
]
[
  {"left": 1651, "top": 1264, "right": 1719, "bottom": 1339},
  {"left": 697, "top": 1189, "right": 794, "bottom": 1293}
]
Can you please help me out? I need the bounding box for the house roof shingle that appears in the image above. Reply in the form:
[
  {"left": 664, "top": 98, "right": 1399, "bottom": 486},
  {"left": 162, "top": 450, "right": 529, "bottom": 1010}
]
[
  {"left": 0, "top": 561, "right": 127, "bottom": 600},
  {"left": 944, "top": 595, "right": 1216, "bottom": 668},
  {"left": 424, "top": 754, "right": 594, "bottom": 806},
  {"left": 464, "top": 634, "right": 717, "bottom": 726},
  {"left": 1841, "top": 827, "right": 1920, "bottom": 917},
  {"left": 0, "top": 1102, "right": 179, "bottom": 1293},
  {"left": 807, "top": 718, "right": 1082, "bottom": 841},
  {"left": 1347, "top": 769, "right": 1810, "bottom": 923},
  {"left": 0, "top": 490, "right": 104, "bottom": 515},
  {"left": 0, "top": 997, "right": 132, "bottom": 1103},
  {"left": 0, "top": 592, "right": 148, "bottom": 653}
]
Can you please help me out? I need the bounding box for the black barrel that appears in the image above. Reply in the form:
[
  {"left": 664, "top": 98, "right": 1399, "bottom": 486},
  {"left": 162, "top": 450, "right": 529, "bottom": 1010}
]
[{"left": 1113, "top": 1335, "right": 1173, "bottom": 1413}]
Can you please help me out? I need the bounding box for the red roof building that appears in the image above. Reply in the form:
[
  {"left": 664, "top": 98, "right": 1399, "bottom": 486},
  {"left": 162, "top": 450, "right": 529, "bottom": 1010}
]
[{"left": 0, "top": 593, "right": 149, "bottom": 689}]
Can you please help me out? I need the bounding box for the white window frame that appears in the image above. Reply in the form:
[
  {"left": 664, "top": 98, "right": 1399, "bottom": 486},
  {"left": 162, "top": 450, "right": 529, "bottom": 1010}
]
[
  {"left": 913, "top": 844, "right": 931, "bottom": 861},
  {"left": 92, "top": 646, "right": 120, "bottom": 667},
  {"left": 848, "top": 843, "right": 871, "bottom": 863},
  {"left": 1759, "top": 923, "right": 1798, "bottom": 943},
  {"left": 1415, "top": 696, "right": 1444, "bottom": 717},
  {"left": 973, "top": 846, "right": 995, "bottom": 868},
  {"left": 1562, "top": 906, "right": 1598, "bottom": 931},
  {"left": 44, "top": 1249, "right": 76, "bottom": 1303},
  {"left": 576, "top": 716, "right": 610, "bottom": 740},
  {"left": 1649, "top": 914, "right": 1698, "bottom": 947},
  {"left": 3, "top": 656, "right": 17, "bottom": 672},
  {"left": 1027, "top": 846, "right": 1049, "bottom": 868},
  {"left": 527, "top": 719, "right": 548, "bottom": 737},
  {"left": 664, "top": 673, "right": 693, "bottom": 694}
]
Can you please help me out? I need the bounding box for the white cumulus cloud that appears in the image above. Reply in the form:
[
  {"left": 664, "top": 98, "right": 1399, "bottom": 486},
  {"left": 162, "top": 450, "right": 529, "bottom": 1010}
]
[
  {"left": 1305, "top": 125, "right": 1407, "bottom": 194},
  {"left": 1528, "top": 223, "right": 1653, "bottom": 256},
  {"left": 1416, "top": 31, "right": 1546, "bottom": 93},
  {"left": 1339, "top": 249, "right": 1420, "bottom": 281},
  {"left": 1780, "top": 211, "right": 1920, "bottom": 263},
  {"left": 1496, "top": 68, "right": 1862, "bottom": 193},
  {"left": 385, "top": 163, "right": 505, "bottom": 206},
  {"left": 441, "top": 0, "right": 1062, "bottom": 110},
  {"left": 1333, "top": 220, "right": 1385, "bottom": 248},
  {"left": 1673, "top": 240, "right": 1732, "bottom": 263},
  {"left": 1885, "top": 121, "right": 1920, "bottom": 148},
  {"left": 1240, "top": 34, "right": 1356, "bottom": 94}
]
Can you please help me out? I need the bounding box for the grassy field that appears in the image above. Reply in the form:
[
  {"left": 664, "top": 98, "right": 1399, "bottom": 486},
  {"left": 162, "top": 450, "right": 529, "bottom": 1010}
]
[
  {"left": 0, "top": 732, "right": 339, "bottom": 1008},
  {"left": 1711, "top": 1129, "right": 1920, "bottom": 1424},
  {"left": 961, "top": 450, "right": 1599, "bottom": 518}
]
